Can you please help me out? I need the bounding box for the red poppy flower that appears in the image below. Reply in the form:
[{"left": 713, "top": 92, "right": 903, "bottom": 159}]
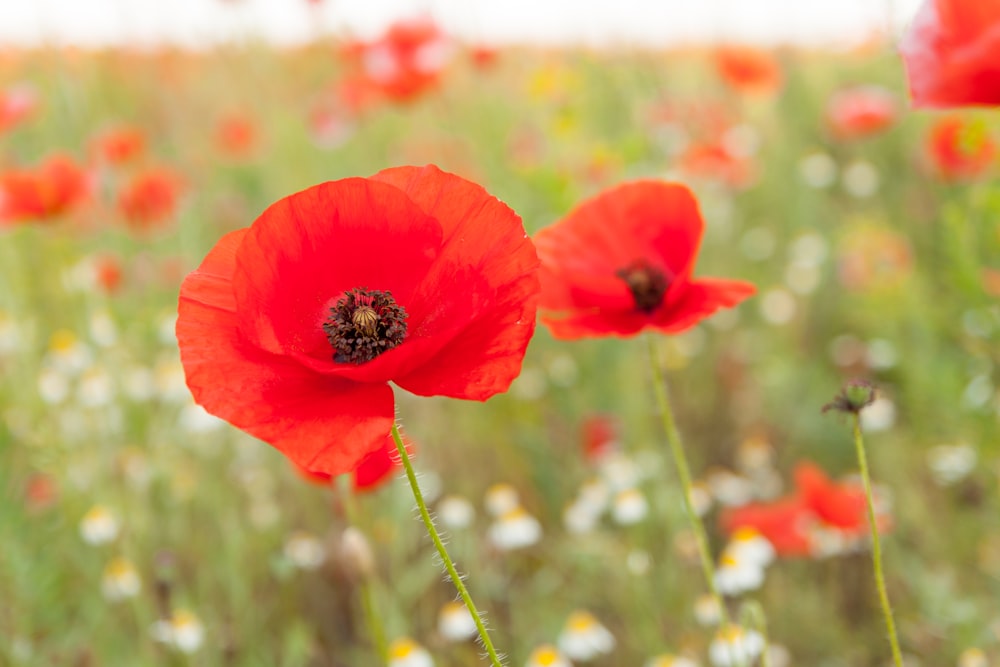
[
  {"left": 294, "top": 432, "right": 414, "bottom": 492},
  {"left": 826, "top": 86, "right": 898, "bottom": 140},
  {"left": 926, "top": 115, "right": 996, "bottom": 179},
  {"left": 900, "top": 0, "right": 1000, "bottom": 108},
  {"left": 0, "top": 154, "right": 88, "bottom": 225},
  {"left": 117, "top": 168, "right": 182, "bottom": 231},
  {"left": 714, "top": 46, "right": 782, "bottom": 96},
  {"left": 720, "top": 496, "right": 814, "bottom": 557},
  {"left": 721, "top": 461, "right": 891, "bottom": 558},
  {"left": 535, "top": 181, "right": 755, "bottom": 340},
  {"left": 215, "top": 113, "right": 259, "bottom": 160},
  {"left": 359, "top": 20, "right": 451, "bottom": 103},
  {"left": 176, "top": 166, "right": 539, "bottom": 476},
  {"left": 92, "top": 125, "right": 146, "bottom": 165},
  {"left": 581, "top": 414, "right": 620, "bottom": 462},
  {"left": 678, "top": 141, "right": 755, "bottom": 189},
  {"left": 0, "top": 84, "right": 38, "bottom": 135}
]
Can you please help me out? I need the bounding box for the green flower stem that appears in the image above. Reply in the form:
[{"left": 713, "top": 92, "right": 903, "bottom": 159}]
[
  {"left": 391, "top": 424, "right": 504, "bottom": 667},
  {"left": 851, "top": 414, "right": 903, "bottom": 667},
  {"left": 337, "top": 477, "right": 388, "bottom": 664},
  {"left": 647, "top": 336, "right": 731, "bottom": 627},
  {"left": 739, "top": 600, "right": 772, "bottom": 667}
]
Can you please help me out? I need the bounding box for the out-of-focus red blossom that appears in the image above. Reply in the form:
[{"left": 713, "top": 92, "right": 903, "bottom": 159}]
[
  {"left": 714, "top": 46, "right": 783, "bottom": 95},
  {"left": 0, "top": 154, "right": 89, "bottom": 225},
  {"left": 354, "top": 19, "right": 451, "bottom": 103},
  {"left": 581, "top": 414, "right": 620, "bottom": 462},
  {"left": 678, "top": 141, "right": 755, "bottom": 188},
  {"left": 335, "top": 75, "right": 383, "bottom": 115},
  {"left": 469, "top": 46, "right": 500, "bottom": 69},
  {"left": 117, "top": 168, "right": 182, "bottom": 232},
  {"left": 24, "top": 473, "right": 58, "bottom": 512},
  {"left": 721, "top": 461, "right": 892, "bottom": 558},
  {"left": 900, "top": 0, "right": 1000, "bottom": 108},
  {"left": 294, "top": 433, "right": 414, "bottom": 492},
  {"left": 92, "top": 125, "right": 146, "bottom": 165},
  {"left": 176, "top": 165, "right": 539, "bottom": 476},
  {"left": 91, "top": 253, "right": 124, "bottom": 294},
  {"left": 926, "top": 115, "right": 996, "bottom": 179},
  {"left": 0, "top": 84, "right": 38, "bottom": 135},
  {"left": 982, "top": 268, "right": 1000, "bottom": 296},
  {"left": 308, "top": 100, "right": 355, "bottom": 149},
  {"left": 535, "top": 181, "right": 755, "bottom": 340},
  {"left": 215, "top": 113, "right": 259, "bottom": 160},
  {"left": 826, "top": 86, "right": 899, "bottom": 140}
]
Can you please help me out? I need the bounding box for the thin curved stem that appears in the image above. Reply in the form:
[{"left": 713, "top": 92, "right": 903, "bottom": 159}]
[
  {"left": 337, "top": 478, "right": 388, "bottom": 663},
  {"left": 391, "top": 424, "right": 504, "bottom": 667},
  {"left": 647, "top": 336, "right": 730, "bottom": 626},
  {"left": 851, "top": 415, "right": 903, "bottom": 667}
]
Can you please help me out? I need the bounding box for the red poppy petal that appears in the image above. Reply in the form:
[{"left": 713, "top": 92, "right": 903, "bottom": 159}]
[
  {"left": 901, "top": 0, "right": 1000, "bottom": 108},
  {"left": 371, "top": 165, "right": 540, "bottom": 400},
  {"left": 231, "top": 178, "right": 443, "bottom": 379},
  {"left": 651, "top": 277, "right": 756, "bottom": 334},
  {"left": 540, "top": 309, "right": 652, "bottom": 340},
  {"left": 178, "top": 230, "right": 395, "bottom": 476}
]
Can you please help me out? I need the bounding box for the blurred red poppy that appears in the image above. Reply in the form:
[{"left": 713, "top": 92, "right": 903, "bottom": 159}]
[
  {"left": 535, "top": 181, "right": 755, "bottom": 340},
  {"left": 358, "top": 20, "right": 451, "bottom": 103},
  {"left": 721, "top": 461, "right": 892, "bottom": 558},
  {"left": 714, "top": 46, "right": 782, "bottom": 95},
  {"left": 926, "top": 115, "right": 996, "bottom": 179},
  {"left": 176, "top": 166, "right": 539, "bottom": 476},
  {"left": 0, "top": 154, "right": 88, "bottom": 225},
  {"left": 294, "top": 432, "right": 414, "bottom": 492},
  {"left": 581, "top": 414, "right": 620, "bottom": 462},
  {"left": 215, "top": 113, "right": 259, "bottom": 159},
  {"left": 900, "top": 0, "right": 1000, "bottom": 108},
  {"left": 826, "top": 86, "right": 898, "bottom": 140},
  {"left": 92, "top": 125, "right": 146, "bottom": 165},
  {"left": 117, "top": 168, "right": 181, "bottom": 231},
  {"left": 678, "top": 141, "right": 754, "bottom": 189},
  {"left": 0, "top": 84, "right": 38, "bottom": 135}
]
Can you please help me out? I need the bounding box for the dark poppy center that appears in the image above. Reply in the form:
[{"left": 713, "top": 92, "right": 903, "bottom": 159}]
[
  {"left": 323, "top": 288, "right": 408, "bottom": 364},
  {"left": 615, "top": 261, "right": 670, "bottom": 313}
]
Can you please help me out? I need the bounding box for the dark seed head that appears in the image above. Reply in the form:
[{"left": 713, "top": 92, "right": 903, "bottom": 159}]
[
  {"left": 616, "top": 260, "right": 670, "bottom": 313},
  {"left": 822, "top": 379, "right": 877, "bottom": 415},
  {"left": 323, "top": 288, "right": 407, "bottom": 364}
]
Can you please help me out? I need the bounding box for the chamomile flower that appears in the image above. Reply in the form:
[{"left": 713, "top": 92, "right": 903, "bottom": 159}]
[
  {"left": 557, "top": 610, "right": 615, "bottom": 661},
  {"left": 927, "top": 444, "right": 977, "bottom": 487},
  {"left": 437, "top": 600, "right": 477, "bottom": 642},
  {"left": 713, "top": 552, "right": 765, "bottom": 597},
  {"left": 437, "top": 494, "right": 475, "bottom": 529},
  {"left": 488, "top": 506, "right": 542, "bottom": 551},
  {"left": 80, "top": 505, "right": 120, "bottom": 545},
  {"left": 693, "top": 593, "right": 723, "bottom": 627},
  {"left": 725, "top": 527, "right": 775, "bottom": 568},
  {"left": 151, "top": 609, "right": 205, "bottom": 654},
  {"left": 387, "top": 637, "right": 434, "bottom": 667},
  {"left": 611, "top": 487, "right": 649, "bottom": 525},
  {"left": 958, "top": 647, "right": 988, "bottom": 667},
  {"left": 525, "top": 644, "right": 572, "bottom": 667},
  {"left": 484, "top": 483, "right": 520, "bottom": 517},
  {"left": 708, "top": 625, "right": 765, "bottom": 667},
  {"left": 101, "top": 557, "right": 141, "bottom": 601}
]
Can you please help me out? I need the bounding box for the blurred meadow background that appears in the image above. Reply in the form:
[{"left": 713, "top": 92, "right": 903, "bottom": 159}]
[{"left": 3, "top": 1, "right": 1000, "bottom": 666}]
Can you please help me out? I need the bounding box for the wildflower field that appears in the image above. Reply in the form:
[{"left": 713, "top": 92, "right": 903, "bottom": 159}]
[{"left": 3, "top": 6, "right": 1000, "bottom": 667}]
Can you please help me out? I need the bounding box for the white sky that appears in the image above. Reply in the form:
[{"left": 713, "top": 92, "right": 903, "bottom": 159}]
[{"left": 0, "top": 0, "right": 924, "bottom": 49}]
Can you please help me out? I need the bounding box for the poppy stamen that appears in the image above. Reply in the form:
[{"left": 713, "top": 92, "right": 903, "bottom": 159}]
[
  {"left": 616, "top": 261, "right": 670, "bottom": 313},
  {"left": 323, "top": 288, "right": 407, "bottom": 364}
]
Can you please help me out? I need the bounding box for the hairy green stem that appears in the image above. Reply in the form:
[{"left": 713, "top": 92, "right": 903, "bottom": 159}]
[
  {"left": 391, "top": 424, "right": 504, "bottom": 667},
  {"left": 851, "top": 415, "right": 903, "bottom": 667},
  {"left": 647, "top": 336, "right": 730, "bottom": 626}
]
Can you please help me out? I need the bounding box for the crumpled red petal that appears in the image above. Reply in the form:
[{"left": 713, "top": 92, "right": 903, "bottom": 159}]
[
  {"left": 177, "top": 227, "right": 395, "bottom": 476},
  {"left": 372, "top": 165, "right": 540, "bottom": 400}
]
